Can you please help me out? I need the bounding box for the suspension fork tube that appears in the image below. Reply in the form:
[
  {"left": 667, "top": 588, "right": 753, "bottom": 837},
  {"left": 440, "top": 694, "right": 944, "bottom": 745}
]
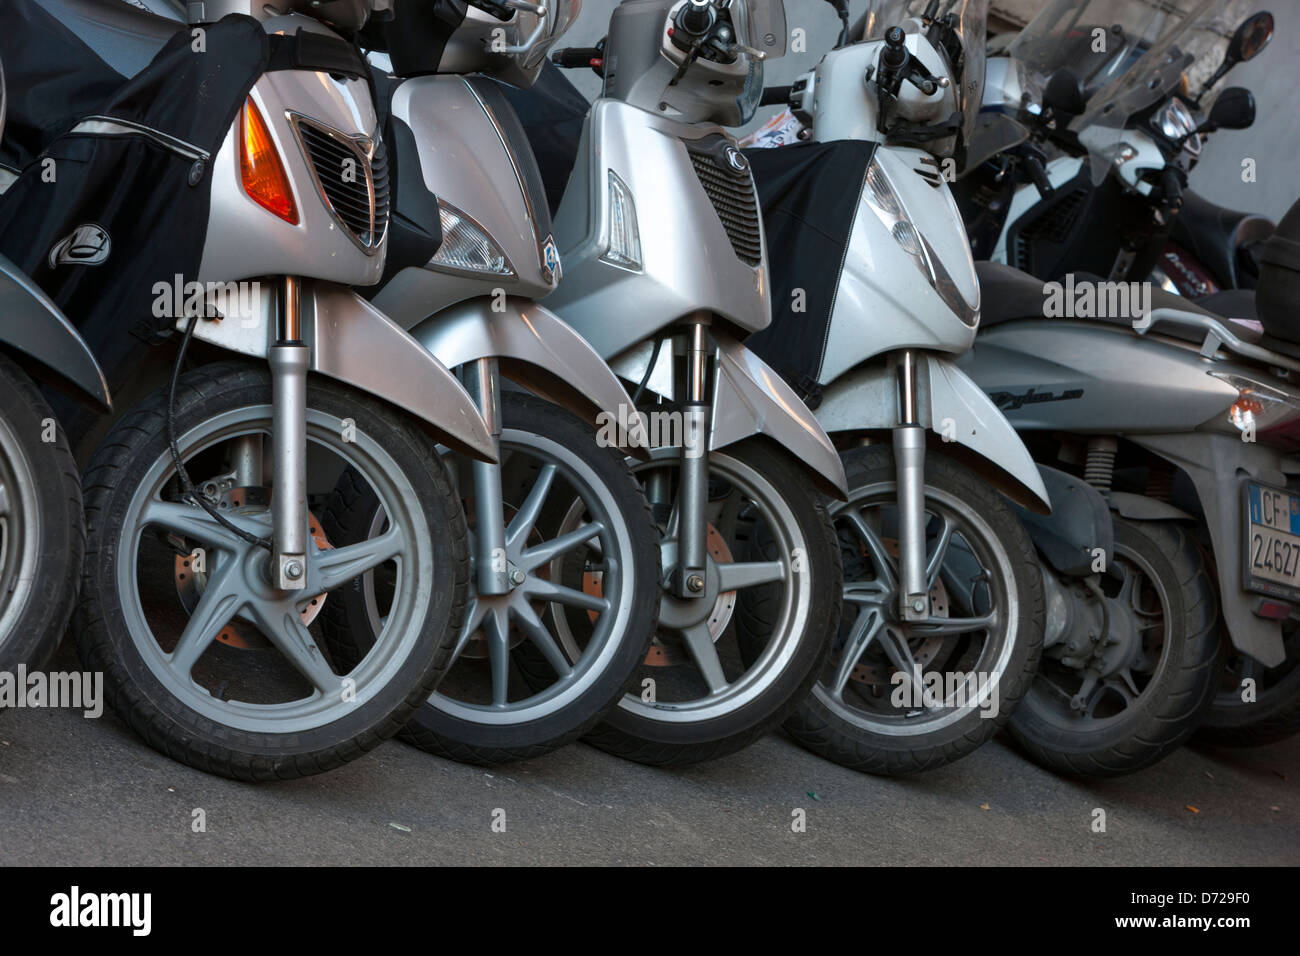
[
  {"left": 270, "top": 276, "right": 310, "bottom": 590},
  {"left": 466, "top": 357, "right": 511, "bottom": 596},
  {"left": 673, "top": 319, "right": 712, "bottom": 599},
  {"left": 894, "top": 350, "right": 929, "bottom": 620}
]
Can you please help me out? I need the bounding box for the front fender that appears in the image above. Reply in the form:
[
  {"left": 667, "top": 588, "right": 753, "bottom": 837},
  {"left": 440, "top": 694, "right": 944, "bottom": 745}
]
[
  {"left": 409, "top": 296, "right": 643, "bottom": 454},
  {"left": 710, "top": 332, "right": 848, "bottom": 499},
  {"left": 817, "top": 354, "right": 1051, "bottom": 513},
  {"left": 186, "top": 282, "right": 496, "bottom": 462},
  {"left": 0, "top": 253, "right": 110, "bottom": 409}
]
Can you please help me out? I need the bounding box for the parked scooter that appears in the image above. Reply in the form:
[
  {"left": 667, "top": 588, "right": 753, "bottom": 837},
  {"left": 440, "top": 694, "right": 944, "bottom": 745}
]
[
  {"left": 953, "top": 3, "right": 1300, "bottom": 770},
  {"left": 958, "top": 1, "right": 1272, "bottom": 305},
  {"left": 539, "top": 0, "right": 849, "bottom": 765},
  {"left": 735, "top": 0, "right": 1052, "bottom": 774},
  {"left": 307, "top": 0, "right": 666, "bottom": 764},
  {"left": 0, "top": 0, "right": 500, "bottom": 779},
  {"left": 0, "top": 59, "right": 112, "bottom": 680}
]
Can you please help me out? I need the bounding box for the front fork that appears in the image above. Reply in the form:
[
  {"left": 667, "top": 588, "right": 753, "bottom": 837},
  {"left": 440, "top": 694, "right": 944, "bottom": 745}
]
[
  {"left": 464, "top": 357, "right": 513, "bottom": 596},
  {"left": 894, "top": 350, "right": 930, "bottom": 621},
  {"left": 270, "top": 276, "right": 310, "bottom": 590}
]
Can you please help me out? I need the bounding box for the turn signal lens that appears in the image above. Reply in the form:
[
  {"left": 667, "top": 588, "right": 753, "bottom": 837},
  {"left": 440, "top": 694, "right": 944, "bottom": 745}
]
[{"left": 240, "top": 97, "right": 298, "bottom": 225}]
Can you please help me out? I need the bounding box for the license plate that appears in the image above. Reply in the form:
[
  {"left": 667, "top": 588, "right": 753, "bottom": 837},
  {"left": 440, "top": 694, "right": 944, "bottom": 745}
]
[{"left": 1244, "top": 482, "right": 1300, "bottom": 601}]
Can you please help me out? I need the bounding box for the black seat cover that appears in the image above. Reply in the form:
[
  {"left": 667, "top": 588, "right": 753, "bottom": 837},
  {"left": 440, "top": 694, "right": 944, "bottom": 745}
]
[
  {"left": 1171, "top": 189, "right": 1274, "bottom": 289},
  {"left": 1198, "top": 288, "right": 1257, "bottom": 321}
]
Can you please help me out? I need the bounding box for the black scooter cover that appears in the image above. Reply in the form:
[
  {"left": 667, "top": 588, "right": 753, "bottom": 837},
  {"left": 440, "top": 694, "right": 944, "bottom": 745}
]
[
  {"left": 743, "top": 140, "right": 875, "bottom": 402},
  {"left": 0, "top": 12, "right": 268, "bottom": 393}
]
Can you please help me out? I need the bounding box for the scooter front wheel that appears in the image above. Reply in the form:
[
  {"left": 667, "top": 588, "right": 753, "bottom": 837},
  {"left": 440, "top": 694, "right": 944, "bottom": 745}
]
[
  {"left": 785, "top": 444, "right": 1044, "bottom": 775},
  {"left": 321, "top": 391, "right": 661, "bottom": 763},
  {"left": 585, "top": 438, "right": 841, "bottom": 766},
  {"left": 73, "top": 362, "right": 468, "bottom": 780}
]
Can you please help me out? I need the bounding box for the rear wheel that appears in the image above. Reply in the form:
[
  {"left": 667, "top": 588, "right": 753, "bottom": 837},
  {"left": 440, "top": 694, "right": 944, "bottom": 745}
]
[
  {"left": 73, "top": 362, "right": 468, "bottom": 780},
  {"left": 584, "top": 438, "right": 841, "bottom": 766},
  {"left": 785, "top": 444, "right": 1044, "bottom": 775},
  {"left": 1010, "top": 519, "right": 1220, "bottom": 776},
  {"left": 0, "top": 353, "right": 83, "bottom": 677},
  {"left": 1196, "top": 626, "right": 1300, "bottom": 747}
]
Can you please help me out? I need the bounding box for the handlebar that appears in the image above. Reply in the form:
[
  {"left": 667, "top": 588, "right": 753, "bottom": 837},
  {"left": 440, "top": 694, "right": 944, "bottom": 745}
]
[{"left": 552, "top": 46, "right": 603, "bottom": 69}]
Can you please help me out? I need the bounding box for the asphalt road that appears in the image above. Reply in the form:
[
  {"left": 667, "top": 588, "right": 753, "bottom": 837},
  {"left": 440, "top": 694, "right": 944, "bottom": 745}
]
[{"left": 1, "top": 645, "right": 1296, "bottom": 867}]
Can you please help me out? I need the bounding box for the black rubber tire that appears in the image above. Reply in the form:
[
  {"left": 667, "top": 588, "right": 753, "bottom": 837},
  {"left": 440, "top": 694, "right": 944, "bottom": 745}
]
[
  {"left": 1195, "top": 638, "right": 1300, "bottom": 748},
  {"left": 321, "top": 391, "right": 660, "bottom": 764},
  {"left": 0, "top": 353, "right": 84, "bottom": 678},
  {"left": 783, "top": 445, "right": 1045, "bottom": 775},
  {"left": 72, "top": 361, "right": 468, "bottom": 781},
  {"left": 584, "top": 438, "right": 841, "bottom": 766},
  {"left": 1010, "top": 519, "right": 1221, "bottom": 777}
]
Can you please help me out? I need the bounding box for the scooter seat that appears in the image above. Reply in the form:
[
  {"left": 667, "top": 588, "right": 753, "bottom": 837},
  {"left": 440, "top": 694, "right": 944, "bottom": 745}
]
[
  {"left": 1198, "top": 289, "right": 1257, "bottom": 322},
  {"left": 1171, "top": 189, "right": 1274, "bottom": 290},
  {"left": 975, "top": 261, "right": 1239, "bottom": 347}
]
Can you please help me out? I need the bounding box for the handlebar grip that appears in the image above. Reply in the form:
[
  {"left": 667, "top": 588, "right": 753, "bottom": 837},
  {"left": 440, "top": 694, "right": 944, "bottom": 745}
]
[
  {"left": 1161, "top": 167, "right": 1184, "bottom": 209},
  {"left": 552, "top": 47, "right": 603, "bottom": 68},
  {"left": 760, "top": 85, "right": 792, "bottom": 106}
]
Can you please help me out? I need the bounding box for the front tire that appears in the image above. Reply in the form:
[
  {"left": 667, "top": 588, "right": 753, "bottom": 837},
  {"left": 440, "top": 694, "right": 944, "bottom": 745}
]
[
  {"left": 784, "top": 444, "right": 1044, "bottom": 775},
  {"left": 73, "top": 362, "right": 468, "bottom": 780},
  {"left": 585, "top": 438, "right": 841, "bottom": 766},
  {"left": 0, "top": 353, "right": 84, "bottom": 677}
]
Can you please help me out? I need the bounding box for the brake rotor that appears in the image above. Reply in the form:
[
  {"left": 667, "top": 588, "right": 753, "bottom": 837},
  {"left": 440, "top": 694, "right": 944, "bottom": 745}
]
[{"left": 173, "top": 487, "right": 332, "bottom": 650}]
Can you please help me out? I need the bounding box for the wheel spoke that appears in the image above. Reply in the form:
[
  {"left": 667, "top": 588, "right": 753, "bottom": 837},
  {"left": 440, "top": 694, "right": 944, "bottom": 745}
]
[
  {"left": 717, "top": 560, "right": 785, "bottom": 592},
  {"left": 526, "top": 575, "right": 610, "bottom": 614},
  {"left": 842, "top": 508, "right": 897, "bottom": 588},
  {"left": 910, "top": 611, "right": 997, "bottom": 636},
  {"left": 314, "top": 526, "right": 404, "bottom": 592},
  {"left": 517, "top": 522, "right": 605, "bottom": 573},
  {"left": 450, "top": 597, "right": 488, "bottom": 663},
  {"left": 485, "top": 607, "right": 511, "bottom": 707},
  {"left": 925, "top": 514, "right": 954, "bottom": 590},
  {"left": 513, "top": 601, "right": 574, "bottom": 678},
  {"left": 830, "top": 607, "right": 885, "bottom": 697},
  {"left": 679, "top": 622, "right": 728, "bottom": 693},
  {"left": 843, "top": 579, "right": 890, "bottom": 605},
  {"left": 140, "top": 497, "right": 249, "bottom": 551},
  {"left": 878, "top": 627, "right": 927, "bottom": 707},
  {"left": 249, "top": 603, "right": 339, "bottom": 694},
  {"left": 168, "top": 557, "right": 244, "bottom": 677},
  {"left": 505, "top": 463, "right": 557, "bottom": 550}
]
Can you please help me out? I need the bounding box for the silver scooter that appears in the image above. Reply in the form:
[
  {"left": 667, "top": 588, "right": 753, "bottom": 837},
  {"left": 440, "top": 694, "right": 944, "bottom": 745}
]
[
  {"left": 314, "top": 0, "right": 665, "bottom": 764},
  {"left": 546, "top": 0, "right": 848, "bottom": 765},
  {"left": 14, "top": 0, "right": 498, "bottom": 779},
  {"left": 743, "top": 0, "right": 1052, "bottom": 774}
]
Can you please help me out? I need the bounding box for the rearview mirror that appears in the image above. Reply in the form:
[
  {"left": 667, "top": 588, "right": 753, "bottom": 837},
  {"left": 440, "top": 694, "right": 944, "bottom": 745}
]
[
  {"left": 1200, "top": 86, "right": 1256, "bottom": 133},
  {"left": 1043, "top": 67, "right": 1086, "bottom": 116},
  {"left": 1228, "top": 11, "right": 1274, "bottom": 65}
]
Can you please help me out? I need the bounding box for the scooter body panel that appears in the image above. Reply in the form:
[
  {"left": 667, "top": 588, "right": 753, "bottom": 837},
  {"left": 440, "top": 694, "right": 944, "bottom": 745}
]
[
  {"left": 958, "top": 320, "right": 1239, "bottom": 432},
  {"left": 820, "top": 146, "right": 980, "bottom": 382},
  {"left": 548, "top": 98, "right": 769, "bottom": 357}
]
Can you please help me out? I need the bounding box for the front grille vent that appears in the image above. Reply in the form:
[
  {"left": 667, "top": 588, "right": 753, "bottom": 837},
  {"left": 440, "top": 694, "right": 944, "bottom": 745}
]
[
  {"left": 688, "top": 148, "right": 762, "bottom": 267},
  {"left": 292, "top": 115, "right": 388, "bottom": 252}
]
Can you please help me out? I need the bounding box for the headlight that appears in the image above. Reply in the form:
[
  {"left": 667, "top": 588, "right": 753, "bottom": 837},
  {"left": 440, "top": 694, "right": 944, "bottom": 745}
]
[
  {"left": 1157, "top": 99, "right": 1197, "bottom": 141},
  {"left": 863, "top": 159, "right": 933, "bottom": 284},
  {"left": 430, "top": 200, "right": 514, "bottom": 276},
  {"left": 600, "top": 170, "right": 642, "bottom": 272},
  {"left": 1209, "top": 371, "right": 1300, "bottom": 434}
]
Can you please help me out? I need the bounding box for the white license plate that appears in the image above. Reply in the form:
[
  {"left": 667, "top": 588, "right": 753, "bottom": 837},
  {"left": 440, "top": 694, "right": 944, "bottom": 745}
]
[{"left": 1245, "top": 482, "right": 1300, "bottom": 598}]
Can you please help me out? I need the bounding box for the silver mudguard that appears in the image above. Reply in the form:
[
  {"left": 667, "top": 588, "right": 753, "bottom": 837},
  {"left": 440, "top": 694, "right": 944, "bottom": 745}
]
[
  {"left": 185, "top": 281, "right": 496, "bottom": 463},
  {"left": 817, "top": 354, "right": 1051, "bottom": 513},
  {"left": 408, "top": 296, "right": 639, "bottom": 451},
  {"left": 710, "top": 331, "right": 847, "bottom": 499},
  {"left": 0, "top": 253, "right": 110, "bottom": 409}
]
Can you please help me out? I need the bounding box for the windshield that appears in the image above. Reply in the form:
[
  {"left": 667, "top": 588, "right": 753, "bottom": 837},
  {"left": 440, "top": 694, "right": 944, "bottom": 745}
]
[
  {"left": 747, "top": 0, "right": 788, "bottom": 59},
  {"left": 521, "top": 0, "right": 582, "bottom": 70},
  {"left": 862, "top": 0, "right": 990, "bottom": 148},
  {"left": 1008, "top": 0, "right": 1256, "bottom": 184}
]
